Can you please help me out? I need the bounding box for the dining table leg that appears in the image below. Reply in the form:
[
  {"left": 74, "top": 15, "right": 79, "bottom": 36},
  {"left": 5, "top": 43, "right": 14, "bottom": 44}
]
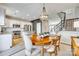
[{"left": 40, "top": 45, "right": 44, "bottom": 56}]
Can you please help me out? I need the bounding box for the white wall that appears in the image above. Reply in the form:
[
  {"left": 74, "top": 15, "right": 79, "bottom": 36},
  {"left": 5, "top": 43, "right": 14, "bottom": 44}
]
[
  {"left": 64, "top": 8, "right": 76, "bottom": 19},
  {"left": 49, "top": 7, "right": 79, "bottom": 26},
  {"left": 42, "top": 20, "right": 49, "bottom": 33},
  {"left": 75, "top": 7, "right": 79, "bottom": 18},
  {"left": 64, "top": 7, "right": 79, "bottom": 19},
  {"left": 49, "top": 14, "right": 61, "bottom": 25}
]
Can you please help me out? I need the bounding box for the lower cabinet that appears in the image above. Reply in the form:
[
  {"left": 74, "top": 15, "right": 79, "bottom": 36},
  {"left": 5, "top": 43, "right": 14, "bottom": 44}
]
[{"left": 12, "top": 35, "right": 23, "bottom": 47}]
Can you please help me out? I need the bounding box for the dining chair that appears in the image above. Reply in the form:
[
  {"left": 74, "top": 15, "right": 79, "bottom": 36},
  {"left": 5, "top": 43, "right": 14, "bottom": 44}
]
[
  {"left": 21, "top": 32, "right": 41, "bottom": 56},
  {"left": 55, "top": 35, "right": 61, "bottom": 50},
  {"left": 44, "top": 36, "right": 58, "bottom": 56},
  {"left": 45, "top": 45, "right": 57, "bottom": 56},
  {"left": 71, "top": 36, "right": 79, "bottom": 56},
  {"left": 31, "top": 33, "right": 38, "bottom": 45}
]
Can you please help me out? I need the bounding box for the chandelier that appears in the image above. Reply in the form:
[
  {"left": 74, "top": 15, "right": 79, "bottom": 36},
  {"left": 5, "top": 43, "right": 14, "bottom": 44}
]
[{"left": 40, "top": 4, "right": 48, "bottom": 20}]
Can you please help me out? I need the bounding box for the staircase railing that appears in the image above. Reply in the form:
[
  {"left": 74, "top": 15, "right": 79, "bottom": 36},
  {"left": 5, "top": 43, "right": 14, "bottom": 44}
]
[{"left": 53, "top": 12, "right": 66, "bottom": 33}]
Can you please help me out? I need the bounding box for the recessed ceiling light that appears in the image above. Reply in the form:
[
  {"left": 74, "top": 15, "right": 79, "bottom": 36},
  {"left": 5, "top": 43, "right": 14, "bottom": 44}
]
[
  {"left": 26, "top": 14, "right": 29, "bottom": 16},
  {"left": 33, "top": 16, "right": 36, "bottom": 19},
  {"left": 15, "top": 10, "right": 19, "bottom": 13},
  {"left": 14, "top": 10, "right": 19, "bottom": 15}
]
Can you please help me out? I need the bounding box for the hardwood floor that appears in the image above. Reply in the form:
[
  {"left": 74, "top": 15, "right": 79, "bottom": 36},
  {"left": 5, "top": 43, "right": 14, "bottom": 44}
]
[
  {"left": 11, "top": 43, "right": 72, "bottom": 56},
  {"left": 0, "top": 42, "right": 72, "bottom": 56}
]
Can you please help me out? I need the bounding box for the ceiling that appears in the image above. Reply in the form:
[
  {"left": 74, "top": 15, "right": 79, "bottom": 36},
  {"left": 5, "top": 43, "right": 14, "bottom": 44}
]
[{"left": 0, "top": 3, "right": 79, "bottom": 21}]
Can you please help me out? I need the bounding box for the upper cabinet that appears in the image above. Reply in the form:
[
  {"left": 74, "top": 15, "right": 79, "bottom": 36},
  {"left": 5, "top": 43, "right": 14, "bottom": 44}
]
[
  {"left": 24, "top": 25, "right": 32, "bottom": 31},
  {"left": 0, "top": 8, "right": 5, "bottom": 25},
  {"left": 6, "top": 17, "right": 32, "bottom": 29}
]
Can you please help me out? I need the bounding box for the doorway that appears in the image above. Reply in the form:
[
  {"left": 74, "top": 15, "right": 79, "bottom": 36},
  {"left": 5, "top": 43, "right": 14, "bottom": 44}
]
[{"left": 36, "top": 23, "right": 41, "bottom": 35}]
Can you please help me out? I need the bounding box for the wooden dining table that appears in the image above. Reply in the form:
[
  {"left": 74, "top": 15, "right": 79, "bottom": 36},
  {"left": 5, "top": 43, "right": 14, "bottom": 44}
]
[{"left": 34, "top": 35, "right": 59, "bottom": 56}]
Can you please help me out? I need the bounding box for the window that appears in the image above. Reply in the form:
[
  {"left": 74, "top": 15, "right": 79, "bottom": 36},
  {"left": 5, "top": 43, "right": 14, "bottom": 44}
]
[{"left": 74, "top": 21, "right": 79, "bottom": 28}]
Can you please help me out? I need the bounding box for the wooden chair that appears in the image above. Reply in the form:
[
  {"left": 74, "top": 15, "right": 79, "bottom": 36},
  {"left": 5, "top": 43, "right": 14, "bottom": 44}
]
[
  {"left": 44, "top": 36, "right": 58, "bottom": 56},
  {"left": 31, "top": 33, "right": 38, "bottom": 45},
  {"left": 55, "top": 35, "right": 61, "bottom": 50},
  {"left": 46, "top": 35, "right": 61, "bottom": 56},
  {"left": 46, "top": 45, "right": 57, "bottom": 56},
  {"left": 71, "top": 36, "right": 79, "bottom": 56}
]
